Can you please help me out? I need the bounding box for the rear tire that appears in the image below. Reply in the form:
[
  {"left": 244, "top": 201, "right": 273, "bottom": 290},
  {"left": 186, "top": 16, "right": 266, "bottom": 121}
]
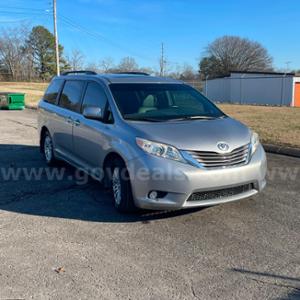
[
  {"left": 110, "top": 158, "right": 136, "bottom": 213},
  {"left": 42, "top": 131, "right": 57, "bottom": 166}
]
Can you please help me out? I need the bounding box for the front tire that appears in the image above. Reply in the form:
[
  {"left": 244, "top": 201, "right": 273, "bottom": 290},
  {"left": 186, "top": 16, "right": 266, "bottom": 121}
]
[{"left": 110, "top": 158, "right": 136, "bottom": 213}]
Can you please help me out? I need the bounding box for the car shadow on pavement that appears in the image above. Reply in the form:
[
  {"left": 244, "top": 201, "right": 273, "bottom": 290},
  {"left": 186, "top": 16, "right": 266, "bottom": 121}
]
[
  {"left": 280, "top": 290, "right": 300, "bottom": 300},
  {"left": 231, "top": 268, "right": 300, "bottom": 300},
  {"left": 0, "top": 144, "right": 206, "bottom": 223}
]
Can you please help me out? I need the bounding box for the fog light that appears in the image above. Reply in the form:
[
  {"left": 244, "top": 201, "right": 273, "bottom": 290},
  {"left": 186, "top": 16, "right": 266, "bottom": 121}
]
[{"left": 149, "top": 191, "right": 158, "bottom": 199}]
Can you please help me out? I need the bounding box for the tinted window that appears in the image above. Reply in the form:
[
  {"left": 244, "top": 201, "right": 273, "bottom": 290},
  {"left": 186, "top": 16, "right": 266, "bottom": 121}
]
[
  {"left": 109, "top": 84, "right": 224, "bottom": 121},
  {"left": 82, "top": 82, "right": 108, "bottom": 111},
  {"left": 44, "top": 79, "right": 63, "bottom": 104},
  {"left": 59, "top": 80, "right": 85, "bottom": 112}
]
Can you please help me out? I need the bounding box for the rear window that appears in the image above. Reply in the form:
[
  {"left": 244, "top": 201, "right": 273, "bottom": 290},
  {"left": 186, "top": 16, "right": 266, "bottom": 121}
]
[{"left": 44, "top": 79, "right": 64, "bottom": 104}]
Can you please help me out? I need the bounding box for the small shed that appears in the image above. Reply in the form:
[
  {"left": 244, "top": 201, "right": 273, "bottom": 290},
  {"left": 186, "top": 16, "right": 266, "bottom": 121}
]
[{"left": 203, "top": 71, "right": 300, "bottom": 107}]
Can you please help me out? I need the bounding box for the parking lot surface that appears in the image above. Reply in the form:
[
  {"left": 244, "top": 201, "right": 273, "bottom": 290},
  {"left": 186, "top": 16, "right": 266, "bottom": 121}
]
[{"left": 0, "top": 109, "right": 299, "bottom": 300}]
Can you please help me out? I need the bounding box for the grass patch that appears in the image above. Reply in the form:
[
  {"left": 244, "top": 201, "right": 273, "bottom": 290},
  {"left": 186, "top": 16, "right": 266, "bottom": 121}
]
[
  {"left": 0, "top": 82, "right": 48, "bottom": 107},
  {"left": 0, "top": 82, "right": 299, "bottom": 148},
  {"left": 219, "top": 104, "right": 300, "bottom": 148}
]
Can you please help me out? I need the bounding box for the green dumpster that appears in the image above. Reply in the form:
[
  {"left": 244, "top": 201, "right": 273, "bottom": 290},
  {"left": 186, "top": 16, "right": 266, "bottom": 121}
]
[{"left": 0, "top": 92, "right": 25, "bottom": 110}]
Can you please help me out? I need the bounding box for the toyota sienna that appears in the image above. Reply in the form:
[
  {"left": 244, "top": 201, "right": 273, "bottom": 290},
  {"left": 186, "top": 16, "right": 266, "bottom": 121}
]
[{"left": 38, "top": 71, "right": 267, "bottom": 212}]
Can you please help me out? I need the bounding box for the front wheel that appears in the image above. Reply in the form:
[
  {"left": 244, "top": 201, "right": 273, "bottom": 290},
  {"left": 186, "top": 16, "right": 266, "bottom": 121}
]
[
  {"left": 111, "top": 159, "right": 136, "bottom": 213},
  {"left": 42, "top": 131, "right": 57, "bottom": 166}
]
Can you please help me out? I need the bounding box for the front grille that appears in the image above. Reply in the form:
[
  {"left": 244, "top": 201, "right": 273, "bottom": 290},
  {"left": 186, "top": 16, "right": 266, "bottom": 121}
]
[
  {"left": 187, "top": 144, "right": 250, "bottom": 169},
  {"left": 187, "top": 183, "right": 253, "bottom": 202}
]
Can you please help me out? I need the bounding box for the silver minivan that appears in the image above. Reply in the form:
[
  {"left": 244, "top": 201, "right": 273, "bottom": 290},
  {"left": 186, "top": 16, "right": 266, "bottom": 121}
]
[{"left": 38, "top": 71, "right": 267, "bottom": 212}]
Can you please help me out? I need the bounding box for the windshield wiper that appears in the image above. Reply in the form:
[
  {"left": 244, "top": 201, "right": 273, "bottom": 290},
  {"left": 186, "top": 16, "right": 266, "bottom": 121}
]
[
  {"left": 125, "top": 117, "right": 164, "bottom": 122},
  {"left": 167, "top": 116, "right": 217, "bottom": 121}
]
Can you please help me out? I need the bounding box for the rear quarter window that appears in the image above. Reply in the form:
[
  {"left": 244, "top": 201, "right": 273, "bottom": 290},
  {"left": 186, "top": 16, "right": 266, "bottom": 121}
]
[
  {"left": 43, "top": 79, "right": 64, "bottom": 104},
  {"left": 59, "top": 80, "right": 85, "bottom": 112}
]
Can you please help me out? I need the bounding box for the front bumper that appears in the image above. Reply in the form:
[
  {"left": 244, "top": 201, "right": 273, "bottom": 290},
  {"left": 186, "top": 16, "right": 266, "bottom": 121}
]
[{"left": 126, "top": 144, "right": 267, "bottom": 210}]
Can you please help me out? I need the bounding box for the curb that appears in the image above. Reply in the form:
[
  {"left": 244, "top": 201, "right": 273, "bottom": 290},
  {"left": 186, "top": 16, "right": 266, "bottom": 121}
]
[
  {"left": 263, "top": 144, "right": 300, "bottom": 158},
  {"left": 25, "top": 105, "right": 37, "bottom": 110},
  {"left": 24, "top": 105, "right": 300, "bottom": 159}
]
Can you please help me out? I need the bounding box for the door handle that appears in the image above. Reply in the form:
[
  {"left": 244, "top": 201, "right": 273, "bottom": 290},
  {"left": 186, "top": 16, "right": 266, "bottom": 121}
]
[
  {"left": 66, "top": 116, "right": 73, "bottom": 124},
  {"left": 74, "top": 119, "right": 81, "bottom": 126}
]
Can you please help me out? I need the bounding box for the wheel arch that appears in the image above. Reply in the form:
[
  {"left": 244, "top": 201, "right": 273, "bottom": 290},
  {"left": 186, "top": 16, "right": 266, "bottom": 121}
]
[{"left": 102, "top": 151, "right": 127, "bottom": 188}]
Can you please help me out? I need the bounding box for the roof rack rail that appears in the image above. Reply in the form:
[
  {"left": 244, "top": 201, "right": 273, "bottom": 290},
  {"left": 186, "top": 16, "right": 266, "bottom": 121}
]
[
  {"left": 62, "top": 70, "right": 97, "bottom": 75},
  {"left": 116, "top": 72, "right": 150, "bottom": 76}
]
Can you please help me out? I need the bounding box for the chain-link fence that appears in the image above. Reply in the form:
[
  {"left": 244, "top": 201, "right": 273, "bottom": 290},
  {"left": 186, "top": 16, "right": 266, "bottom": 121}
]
[{"left": 184, "top": 80, "right": 202, "bottom": 92}]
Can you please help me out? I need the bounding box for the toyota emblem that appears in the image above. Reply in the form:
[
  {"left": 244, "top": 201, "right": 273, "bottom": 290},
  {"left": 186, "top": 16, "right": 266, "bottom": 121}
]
[{"left": 217, "top": 142, "right": 230, "bottom": 152}]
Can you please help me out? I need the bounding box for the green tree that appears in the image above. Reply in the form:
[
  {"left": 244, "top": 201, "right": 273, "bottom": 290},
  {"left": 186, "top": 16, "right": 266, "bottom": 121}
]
[
  {"left": 26, "top": 26, "right": 68, "bottom": 79},
  {"left": 199, "top": 56, "right": 223, "bottom": 79}
]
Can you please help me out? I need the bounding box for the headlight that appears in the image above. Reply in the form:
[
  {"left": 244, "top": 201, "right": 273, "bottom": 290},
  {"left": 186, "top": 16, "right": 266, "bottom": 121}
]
[
  {"left": 136, "top": 138, "right": 186, "bottom": 163},
  {"left": 251, "top": 131, "right": 260, "bottom": 155}
]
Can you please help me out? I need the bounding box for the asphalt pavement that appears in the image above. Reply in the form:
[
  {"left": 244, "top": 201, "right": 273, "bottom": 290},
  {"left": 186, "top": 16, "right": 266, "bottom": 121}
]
[{"left": 0, "top": 109, "right": 299, "bottom": 300}]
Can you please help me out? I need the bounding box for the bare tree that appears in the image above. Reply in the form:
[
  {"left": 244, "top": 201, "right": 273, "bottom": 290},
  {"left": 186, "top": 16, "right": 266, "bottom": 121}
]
[
  {"left": 85, "top": 62, "right": 99, "bottom": 73},
  {"left": 199, "top": 36, "right": 273, "bottom": 78},
  {"left": 118, "top": 56, "right": 139, "bottom": 72},
  {"left": 138, "top": 67, "right": 154, "bottom": 75},
  {"left": 0, "top": 25, "right": 30, "bottom": 80},
  {"left": 99, "top": 57, "right": 114, "bottom": 73},
  {"left": 179, "top": 63, "right": 197, "bottom": 80},
  {"left": 67, "top": 49, "right": 85, "bottom": 70},
  {"left": 159, "top": 62, "right": 196, "bottom": 80},
  {"left": 99, "top": 57, "right": 153, "bottom": 74},
  {"left": 165, "top": 63, "right": 182, "bottom": 79}
]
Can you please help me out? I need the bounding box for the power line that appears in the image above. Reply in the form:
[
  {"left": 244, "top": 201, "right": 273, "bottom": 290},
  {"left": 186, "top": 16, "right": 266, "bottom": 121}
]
[
  {"left": 0, "top": 5, "right": 52, "bottom": 21},
  {"left": 0, "top": 6, "right": 47, "bottom": 11},
  {"left": 0, "top": 10, "right": 47, "bottom": 16},
  {"left": 0, "top": 4, "right": 154, "bottom": 63},
  {"left": 0, "top": 19, "right": 30, "bottom": 23},
  {"left": 58, "top": 13, "right": 153, "bottom": 62}
]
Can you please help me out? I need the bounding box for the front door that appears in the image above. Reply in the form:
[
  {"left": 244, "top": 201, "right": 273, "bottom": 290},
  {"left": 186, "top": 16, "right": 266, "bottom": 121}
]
[{"left": 73, "top": 81, "right": 110, "bottom": 172}]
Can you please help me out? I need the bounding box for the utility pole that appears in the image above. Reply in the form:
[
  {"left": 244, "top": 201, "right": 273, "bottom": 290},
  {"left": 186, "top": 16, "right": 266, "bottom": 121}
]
[
  {"left": 285, "top": 61, "right": 291, "bottom": 73},
  {"left": 160, "top": 42, "right": 165, "bottom": 77},
  {"left": 53, "top": 0, "right": 60, "bottom": 75}
]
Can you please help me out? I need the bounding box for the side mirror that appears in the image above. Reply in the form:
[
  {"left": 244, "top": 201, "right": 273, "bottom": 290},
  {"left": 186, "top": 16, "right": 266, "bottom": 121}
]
[{"left": 83, "top": 106, "right": 104, "bottom": 121}]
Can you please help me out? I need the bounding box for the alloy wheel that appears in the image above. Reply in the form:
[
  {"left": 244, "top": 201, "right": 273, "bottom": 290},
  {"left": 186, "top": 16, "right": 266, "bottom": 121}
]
[
  {"left": 112, "top": 167, "right": 122, "bottom": 206},
  {"left": 44, "top": 135, "right": 53, "bottom": 163}
]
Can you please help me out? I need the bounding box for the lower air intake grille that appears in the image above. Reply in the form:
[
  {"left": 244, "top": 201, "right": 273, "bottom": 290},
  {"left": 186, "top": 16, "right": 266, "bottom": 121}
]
[{"left": 187, "top": 183, "right": 253, "bottom": 202}]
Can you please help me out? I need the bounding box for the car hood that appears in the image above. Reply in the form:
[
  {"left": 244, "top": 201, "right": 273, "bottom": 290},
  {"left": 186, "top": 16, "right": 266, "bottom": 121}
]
[{"left": 128, "top": 117, "right": 251, "bottom": 152}]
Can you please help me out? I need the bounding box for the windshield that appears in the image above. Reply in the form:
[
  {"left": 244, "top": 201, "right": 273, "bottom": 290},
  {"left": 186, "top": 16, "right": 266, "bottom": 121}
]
[{"left": 109, "top": 83, "right": 225, "bottom": 121}]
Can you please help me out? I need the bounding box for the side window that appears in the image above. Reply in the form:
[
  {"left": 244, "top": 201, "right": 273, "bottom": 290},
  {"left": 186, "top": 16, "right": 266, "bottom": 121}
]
[
  {"left": 44, "top": 79, "right": 63, "bottom": 104},
  {"left": 82, "top": 82, "right": 108, "bottom": 112},
  {"left": 59, "top": 80, "right": 85, "bottom": 112}
]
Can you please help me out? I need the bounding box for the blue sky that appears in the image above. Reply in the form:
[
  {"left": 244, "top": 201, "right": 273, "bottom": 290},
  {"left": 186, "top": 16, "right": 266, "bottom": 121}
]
[{"left": 1, "top": 0, "right": 300, "bottom": 71}]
